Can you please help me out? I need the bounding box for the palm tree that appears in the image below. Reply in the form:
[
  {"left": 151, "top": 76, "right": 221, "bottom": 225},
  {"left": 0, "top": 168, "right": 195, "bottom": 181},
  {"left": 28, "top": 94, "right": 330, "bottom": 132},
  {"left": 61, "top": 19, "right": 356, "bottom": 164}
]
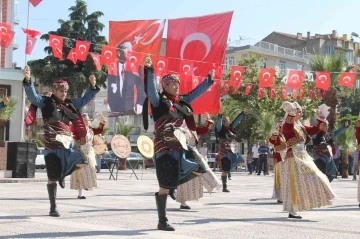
[
  {"left": 336, "top": 124, "right": 356, "bottom": 178},
  {"left": 308, "top": 54, "right": 354, "bottom": 131},
  {"left": 116, "top": 120, "right": 135, "bottom": 170}
]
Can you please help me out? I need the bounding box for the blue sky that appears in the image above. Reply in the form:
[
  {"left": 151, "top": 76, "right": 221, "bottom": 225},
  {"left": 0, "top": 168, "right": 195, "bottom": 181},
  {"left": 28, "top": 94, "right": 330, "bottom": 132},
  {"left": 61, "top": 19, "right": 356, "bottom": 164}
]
[{"left": 13, "top": 0, "right": 360, "bottom": 68}]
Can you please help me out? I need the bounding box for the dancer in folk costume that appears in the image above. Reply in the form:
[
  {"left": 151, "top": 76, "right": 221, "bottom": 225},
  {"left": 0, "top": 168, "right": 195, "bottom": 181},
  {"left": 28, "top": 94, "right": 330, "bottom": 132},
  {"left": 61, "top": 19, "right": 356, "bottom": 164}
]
[
  {"left": 176, "top": 114, "right": 222, "bottom": 210},
  {"left": 355, "top": 117, "right": 360, "bottom": 207},
  {"left": 22, "top": 66, "right": 100, "bottom": 217},
  {"left": 312, "top": 104, "right": 349, "bottom": 183},
  {"left": 70, "top": 113, "right": 105, "bottom": 199},
  {"left": 215, "top": 109, "right": 246, "bottom": 192},
  {"left": 268, "top": 120, "right": 287, "bottom": 203},
  {"left": 142, "top": 56, "right": 216, "bottom": 231},
  {"left": 280, "top": 101, "right": 335, "bottom": 219}
]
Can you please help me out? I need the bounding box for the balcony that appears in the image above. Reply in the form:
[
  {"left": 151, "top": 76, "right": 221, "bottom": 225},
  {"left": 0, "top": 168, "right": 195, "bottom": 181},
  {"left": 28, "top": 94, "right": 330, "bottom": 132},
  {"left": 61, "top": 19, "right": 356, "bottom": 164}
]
[{"left": 253, "top": 41, "right": 312, "bottom": 60}]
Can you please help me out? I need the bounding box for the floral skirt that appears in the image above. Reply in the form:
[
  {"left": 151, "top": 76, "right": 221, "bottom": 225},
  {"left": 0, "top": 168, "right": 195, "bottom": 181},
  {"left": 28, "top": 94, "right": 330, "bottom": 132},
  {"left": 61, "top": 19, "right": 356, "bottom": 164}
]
[
  {"left": 280, "top": 149, "right": 335, "bottom": 212},
  {"left": 70, "top": 146, "right": 97, "bottom": 190}
]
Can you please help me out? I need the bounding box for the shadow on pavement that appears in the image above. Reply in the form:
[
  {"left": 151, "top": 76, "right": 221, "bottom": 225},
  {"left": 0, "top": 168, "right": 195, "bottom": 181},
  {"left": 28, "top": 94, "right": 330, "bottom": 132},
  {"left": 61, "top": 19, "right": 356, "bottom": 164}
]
[{"left": 174, "top": 217, "right": 317, "bottom": 225}]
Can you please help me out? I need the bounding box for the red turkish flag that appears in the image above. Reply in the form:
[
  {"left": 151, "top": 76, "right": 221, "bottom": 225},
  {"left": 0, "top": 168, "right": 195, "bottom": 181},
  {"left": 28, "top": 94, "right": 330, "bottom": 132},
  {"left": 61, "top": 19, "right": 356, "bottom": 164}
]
[
  {"left": 154, "top": 56, "right": 169, "bottom": 77},
  {"left": 259, "top": 68, "right": 275, "bottom": 88},
  {"left": 192, "top": 76, "right": 201, "bottom": 89},
  {"left": 21, "top": 28, "right": 40, "bottom": 38},
  {"left": 221, "top": 80, "right": 230, "bottom": 95},
  {"left": 125, "top": 51, "right": 143, "bottom": 73},
  {"left": 287, "top": 70, "right": 304, "bottom": 89},
  {"left": 339, "top": 72, "right": 356, "bottom": 88},
  {"left": 178, "top": 59, "right": 194, "bottom": 93},
  {"left": 108, "top": 60, "right": 118, "bottom": 76},
  {"left": 29, "top": 0, "right": 42, "bottom": 7},
  {"left": 308, "top": 87, "right": 315, "bottom": 99},
  {"left": 281, "top": 86, "right": 288, "bottom": 100},
  {"left": 67, "top": 48, "right": 77, "bottom": 64},
  {"left": 0, "top": 22, "right": 11, "bottom": 39},
  {"left": 49, "top": 34, "right": 63, "bottom": 59},
  {"left": 0, "top": 30, "right": 14, "bottom": 48},
  {"left": 269, "top": 87, "right": 276, "bottom": 99},
  {"left": 230, "top": 66, "right": 245, "bottom": 94},
  {"left": 166, "top": 11, "right": 233, "bottom": 114},
  {"left": 25, "top": 35, "right": 37, "bottom": 55},
  {"left": 75, "top": 40, "right": 90, "bottom": 61},
  {"left": 90, "top": 53, "right": 101, "bottom": 71},
  {"left": 257, "top": 87, "right": 265, "bottom": 99},
  {"left": 315, "top": 71, "right": 331, "bottom": 90},
  {"left": 299, "top": 87, "right": 304, "bottom": 99},
  {"left": 244, "top": 83, "right": 252, "bottom": 96},
  {"left": 292, "top": 89, "right": 297, "bottom": 99},
  {"left": 100, "top": 46, "right": 116, "bottom": 66}
]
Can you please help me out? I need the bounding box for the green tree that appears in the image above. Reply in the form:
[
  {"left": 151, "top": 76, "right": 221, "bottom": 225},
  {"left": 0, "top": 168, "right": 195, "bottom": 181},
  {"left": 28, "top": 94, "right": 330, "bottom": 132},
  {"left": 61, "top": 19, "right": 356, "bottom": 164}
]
[
  {"left": 337, "top": 88, "right": 360, "bottom": 117},
  {"left": 28, "top": 0, "right": 108, "bottom": 97},
  {"left": 308, "top": 54, "right": 354, "bottom": 131},
  {"left": 336, "top": 124, "right": 356, "bottom": 178}
]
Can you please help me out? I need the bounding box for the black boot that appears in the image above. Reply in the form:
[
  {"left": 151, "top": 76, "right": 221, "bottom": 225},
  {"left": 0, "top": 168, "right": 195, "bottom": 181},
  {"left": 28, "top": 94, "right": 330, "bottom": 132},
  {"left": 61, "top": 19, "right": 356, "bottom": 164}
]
[
  {"left": 47, "top": 184, "right": 60, "bottom": 217},
  {"left": 222, "top": 176, "right": 230, "bottom": 192},
  {"left": 155, "top": 193, "right": 175, "bottom": 231},
  {"left": 58, "top": 178, "right": 65, "bottom": 189},
  {"left": 169, "top": 189, "right": 176, "bottom": 200}
]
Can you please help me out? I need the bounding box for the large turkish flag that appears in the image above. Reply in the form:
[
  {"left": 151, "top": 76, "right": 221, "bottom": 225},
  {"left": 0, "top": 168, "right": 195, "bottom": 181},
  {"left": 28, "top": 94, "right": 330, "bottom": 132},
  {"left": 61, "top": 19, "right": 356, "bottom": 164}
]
[{"left": 166, "top": 11, "right": 233, "bottom": 114}]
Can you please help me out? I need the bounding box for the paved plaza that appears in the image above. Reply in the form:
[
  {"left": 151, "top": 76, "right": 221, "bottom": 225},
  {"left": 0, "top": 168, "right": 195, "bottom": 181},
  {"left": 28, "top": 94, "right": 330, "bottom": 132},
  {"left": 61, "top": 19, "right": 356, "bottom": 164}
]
[{"left": 0, "top": 169, "right": 359, "bottom": 238}]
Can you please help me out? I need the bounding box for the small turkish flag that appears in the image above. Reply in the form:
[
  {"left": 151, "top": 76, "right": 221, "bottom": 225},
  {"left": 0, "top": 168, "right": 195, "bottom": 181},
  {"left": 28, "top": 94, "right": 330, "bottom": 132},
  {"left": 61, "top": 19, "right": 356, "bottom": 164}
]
[
  {"left": 75, "top": 40, "right": 90, "bottom": 61},
  {"left": 21, "top": 28, "right": 41, "bottom": 38},
  {"left": 101, "top": 46, "right": 116, "bottom": 66},
  {"left": 230, "top": 66, "right": 245, "bottom": 94},
  {"left": 286, "top": 70, "right": 304, "bottom": 89},
  {"left": 257, "top": 87, "right": 265, "bottom": 99},
  {"left": 25, "top": 35, "right": 37, "bottom": 55},
  {"left": 29, "top": 0, "right": 42, "bottom": 7},
  {"left": 154, "top": 56, "right": 169, "bottom": 77},
  {"left": 308, "top": 87, "right": 314, "bottom": 99},
  {"left": 179, "top": 59, "right": 194, "bottom": 93},
  {"left": 269, "top": 87, "right": 276, "bottom": 99},
  {"left": 212, "top": 63, "right": 223, "bottom": 79},
  {"left": 90, "top": 53, "right": 101, "bottom": 71},
  {"left": 192, "top": 76, "right": 202, "bottom": 89},
  {"left": 67, "top": 48, "right": 77, "bottom": 64},
  {"left": 49, "top": 34, "right": 63, "bottom": 59},
  {"left": 244, "top": 83, "right": 252, "bottom": 96},
  {"left": 125, "top": 51, "right": 143, "bottom": 73},
  {"left": 259, "top": 68, "right": 275, "bottom": 88},
  {"left": 0, "top": 30, "right": 14, "bottom": 48},
  {"left": 108, "top": 60, "right": 118, "bottom": 76},
  {"left": 339, "top": 72, "right": 356, "bottom": 88},
  {"left": 281, "top": 86, "right": 288, "bottom": 100},
  {"left": 292, "top": 89, "right": 297, "bottom": 99},
  {"left": 0, "top": 22, "right": 11, "bottom": 39},
  {"left": 315, "top": 71, "right": 331, "bottom": 90},
  {"left": 299, "top": 87, "right": 304, "bottom": 99},
  {"left": 221, "top": 80, "right": 230, "bottom": 95}
]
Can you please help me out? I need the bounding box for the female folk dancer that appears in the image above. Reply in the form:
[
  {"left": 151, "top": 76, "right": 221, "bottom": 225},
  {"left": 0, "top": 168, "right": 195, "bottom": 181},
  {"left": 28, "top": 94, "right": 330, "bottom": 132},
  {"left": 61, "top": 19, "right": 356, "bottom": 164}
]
[
  {"left": 176, "top": 114, "right": 221, "bottom": 210},
  {"left": 280, "top": 101, "right": 335, "bottom": 219},
  {"left": 215, "top": 109, "right": 246, "bottom": 192},
  {"left": 268, "top": 120, "right": 286, "bottom": 203},
  {"left": 70, "top": 113, "right": 105, "bottom": 199},
  {"left": 23, "top": 66, "right": 99, "bottom": 217},
  {"left": 142, "top": 56, "right": 216, "bottom": 231},
  {"left": 312, "top": 104, "right": 349, "bottom": 182}
]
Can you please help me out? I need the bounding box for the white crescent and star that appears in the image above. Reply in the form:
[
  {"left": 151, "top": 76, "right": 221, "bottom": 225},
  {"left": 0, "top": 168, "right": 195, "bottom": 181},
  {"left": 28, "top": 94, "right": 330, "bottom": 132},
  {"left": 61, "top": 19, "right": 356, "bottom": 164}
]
[
  {"left": 129, "top": 56, "right": 137, "bottom": 64},
  {"left": 182, "top": 64, "right": 191, "bottom": 74},
  {"left": 180, "top": 32, "right": 211, "bottom": 61},
  {"left": 319, "top": 75, "right": 327, "bottom": 83},
  {"left": 0, "top": 26, "right": 8, "bottom": 34},
  {"left": 93, "top": 57, "right": 99, "bottom": 64},
  {"left": 104, "top": 50, "right": 113, "bottom": 59},
  {"left": 157, "top": 60, "right": 165, "bottom": 69},
  {"left": 27, "top": 39, "right": 33, "bottom": 47},
  {"left": 78, "top": 44, "right": 87, "bottom": 54},
  {"left": 263, "top": 72, "right": 271, "bottom": 81},
  {"left": 343, "top": 76, "right": 352, "bottom": 83},
  {"left": 51, "top": 38, "right": 60, "bottom": 46},
  {"left": 140, "top": 20, "right": 165, "bottom": 45},
  {"left": 233, "top": 70, "right": 242, "bottom": 80},
  {"left": 290, "top": 74, "right": 299, "bottom": 82}
]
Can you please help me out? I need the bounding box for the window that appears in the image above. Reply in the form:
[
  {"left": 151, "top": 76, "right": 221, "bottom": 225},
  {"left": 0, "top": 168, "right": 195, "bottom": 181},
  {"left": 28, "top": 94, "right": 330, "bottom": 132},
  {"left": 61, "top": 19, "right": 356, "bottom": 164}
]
[
  {"left": 345, "top": 51, "right": 354, "bottom": 64},
  {"left": 326, "top": 46, "right": 334, "bottom": 55},
  {"left": 356, "top": 57, "right": 360, "bottom": 65},
  {"left": 279, "top": 60, "right": 286, "bottom": 73},
  {"left": 223, "top": 57, "right": 229, "bottom": 71},
  {"left": 229, "top": 56, "right": 235, "bottom": 67},
  {"left": 297, "top": 64, "right": 304, "bottom": 71}
]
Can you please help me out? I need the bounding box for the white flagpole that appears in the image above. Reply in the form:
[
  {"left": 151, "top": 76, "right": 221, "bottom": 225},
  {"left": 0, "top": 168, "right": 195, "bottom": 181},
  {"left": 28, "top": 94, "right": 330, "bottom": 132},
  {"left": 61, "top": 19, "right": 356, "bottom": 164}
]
[{"left": 20, "top": 1, "right": 31, "bottom": 142}]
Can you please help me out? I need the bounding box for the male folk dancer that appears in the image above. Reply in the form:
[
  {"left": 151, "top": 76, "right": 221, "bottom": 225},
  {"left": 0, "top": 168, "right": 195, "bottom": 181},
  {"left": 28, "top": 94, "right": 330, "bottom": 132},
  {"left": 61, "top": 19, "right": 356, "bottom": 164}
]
[
  {"left": 23, "top": 66, "right": 100, "bottom": 217},
  {"left": 142, "top": 56, "right": 215, "bottom": 231},
  {"left": 215, "top": 109, "right": 246, "bottom": 192},
  {"left": 280, "top": 101, "right": 335, "bottom": 219},
  {"left": 268, "top": 120, "right": 286, "bottom": 203},
  {"left": 312, "top": 105, "right": 349, "bottom": 182}
]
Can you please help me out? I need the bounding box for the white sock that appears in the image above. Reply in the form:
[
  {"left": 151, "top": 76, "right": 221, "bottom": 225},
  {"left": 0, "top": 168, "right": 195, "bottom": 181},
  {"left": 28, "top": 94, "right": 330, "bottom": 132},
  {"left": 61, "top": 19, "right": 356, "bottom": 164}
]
[
  {"left": 78, "top": 189, "right": 82, "bottom": 197},
  {"left": 289, "top": 209, "right": 298, "bottom": 216},
  {"left": 181, "top": 201, "right": 188, "bottom": 206}
]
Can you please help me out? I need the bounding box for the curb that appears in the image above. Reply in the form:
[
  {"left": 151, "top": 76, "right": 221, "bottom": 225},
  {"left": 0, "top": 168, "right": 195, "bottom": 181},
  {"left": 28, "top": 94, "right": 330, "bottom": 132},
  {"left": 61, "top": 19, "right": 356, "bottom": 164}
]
[{"left": 0, "top": 179, "right": 48, "bottom": 183}]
